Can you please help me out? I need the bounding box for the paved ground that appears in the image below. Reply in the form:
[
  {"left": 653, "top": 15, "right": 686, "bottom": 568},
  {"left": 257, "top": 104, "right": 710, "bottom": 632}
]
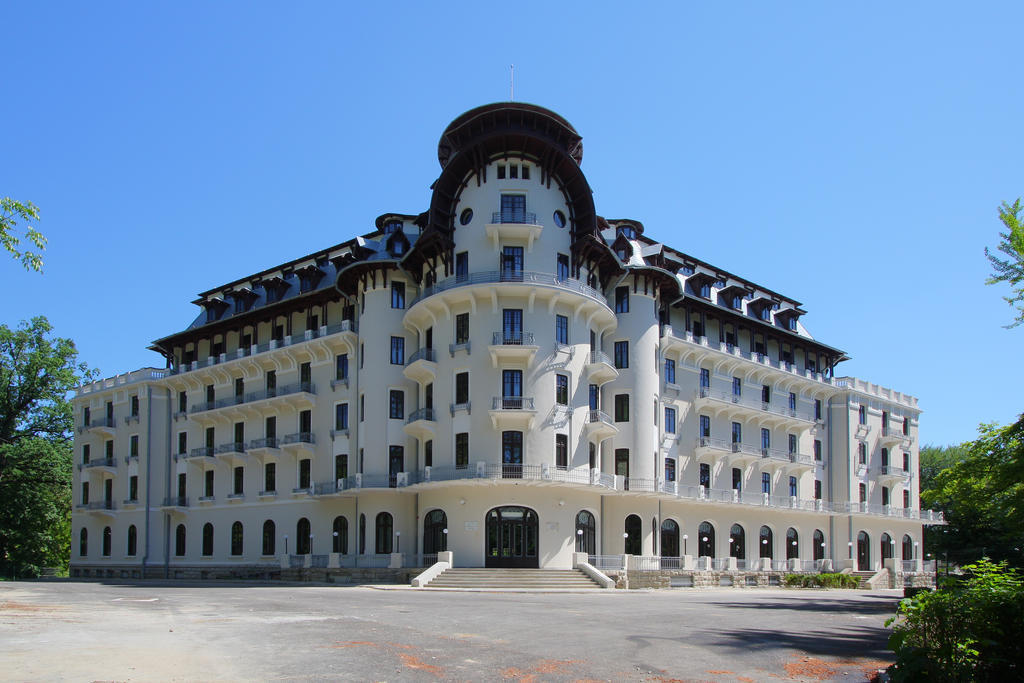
[{"left": 0, "top": 580, "right": 899, "bottom": 681}]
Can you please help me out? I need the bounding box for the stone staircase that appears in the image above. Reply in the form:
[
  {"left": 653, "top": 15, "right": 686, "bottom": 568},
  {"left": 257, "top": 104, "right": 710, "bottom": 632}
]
[
  {"left": 424, "top": 568, "right": 605, "bottom": 590},
  {"left": 852, "top": 569, "right": 892, "bottom": 589}
]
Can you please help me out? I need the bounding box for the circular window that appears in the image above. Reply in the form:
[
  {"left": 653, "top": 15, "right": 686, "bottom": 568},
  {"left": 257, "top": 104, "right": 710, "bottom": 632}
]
[
  {"left": 459, "top": 208, "right": 473, "bottom": 226},
  {"left": 553, "top": 210, "right": 566, "bottom": 228}
]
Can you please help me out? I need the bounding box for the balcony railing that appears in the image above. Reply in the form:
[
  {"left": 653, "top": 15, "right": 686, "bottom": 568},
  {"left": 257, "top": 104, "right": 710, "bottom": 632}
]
[
  {"left": 491, "top": 210, "right": 537, "bottom": 225},
  {"left": 406, "top": 407, "right": 437, "bottom": 424},
  {"left": 405, "top": 348, "right": 437, "bottom": 365},
  {"left": 282, "top": 432, "right": 315, "bottom": 446},
  {"left": 407, "top": 271, "right": 606, "bottom": 310},
  {"left": 587, "top": 410, "right": 614, "bottom": 426},
  {"left": 697, "top": 387, "right": 815, "bottom": 422},
  {"left": 215, "top": 442, "right": 246, "bottom": 455},
  {"left": 80, "top": 458, "right": 117, "bottom": 470},
  {"left": 243, "top": 382, "right": 315, "bottom": 405},
  {"left": 880, "top": 465, "right": 908, "bottom": 477},
  {"left": 162, "top": 496, "right": 188, "bottom": 508},
  {"left": 492, "top": 396, "right": 535, "bottom": 410},
  {"left": 188, "top": 446, "right": 215, "bottom": 459},
  {"left": 491, "top": 331, "right": 535, "bottom": 346},
  {"left": 248, "top": 437, "right": 279, "bottom": 450},
  {"left": 588, "top": 350, "right": 614, "bottom": 366},
  {"left": 78, "top": 500, "right": 116, "bottom": 511}
]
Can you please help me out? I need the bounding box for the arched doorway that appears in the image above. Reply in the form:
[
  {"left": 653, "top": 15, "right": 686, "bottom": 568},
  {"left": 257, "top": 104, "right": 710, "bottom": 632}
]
[
  {"left": 881, "top": 532, "right": 893, "bottom": 561},
  {"left": 759, "top": 526, "right": 774, "bottom": 559},
  {"left": 857, "top": 531, "right": 870, "bottom": 570},
  {"left": 423, "top": 509, "right": 447, "bottom": 555},
  {"left": 485, "top": 506, "right": 538, "bottom": 568},
  {"left": 902, "top": 534, "right": 913, "bottom": 561},
  {"left": 661, "top": 519, "right": 680, "bottom": 557},
  {"left": 786, "top": 528, "right": 799, "bottom": 560},
  {"left": 624, "top": 514, "right": 642, "bottom": 555},
  {"left": 296, "top": 518, "right": 311, "bottom": 555},
  {"left": 813, "top": 529, "right": 825, "bottom": 561},
  {"left": 698, "top": 521, "right": 715, "bottom": 558},
  {"left": 576, "top": 510, "right": 596, "bottom": 555},
  {"left": 730, "top": 524, "right": 746, "bottom": 562}
]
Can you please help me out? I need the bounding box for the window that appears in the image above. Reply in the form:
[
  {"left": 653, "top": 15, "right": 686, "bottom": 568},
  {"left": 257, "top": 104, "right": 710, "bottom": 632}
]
[
  {"left": 335, "top": 403, "right": 349, "bottom": 430},
  {"left": 391, "top": 282, "right": 405, "bottom": 309},
  {"left": 500, "top": 245, "right": 524, "bottom": 280},
  {"left": 335, "top": 454, "right": 348, "bottom": 482},
  {"left": 424, "top": 441, "right": 432, "bottom": 467},
  {"left": 296, "top": 518, "right": 311, "bottom": 554},
  {"left": 555, "top": 434, "right": 568, "bottom": 469},
  {"left": 614, "top": 394, "right": 629, "bottom": 422},
  {"left": 760, "top": 428, "right": 771, "bottom": 452},
  {"left": 859, "top": 483, "right": 867, "bottom": 503},
  {"left": 858, "top": 442, "right": 867, "bottom": 465},
  {"left": 265, "top": 371, "right": 276, "bottom": 394},
  {"left": 105, "top": 440, "right": 113, "bottom": 459},
  {"left": 452, "top": 372, "right": 469, "bottom": 406},
  {"left": 375, "top": 512, "right": 394, "bottom": 554},
  {"left": 788, "top": 392, "right": 797, "bottom": 413},
  {"left": 390, "top": 336, "right": 405, "bottom": 365},
  {"left": 455, "top": 433, "right": 469, "bottom": 469},
  {"left": 858, "top": 404, "right": 866, "bottom": 425},
  {"left": 614, "top": 341, "right": 628, "bottom": 369},
  {"left": 814, "top": 399, "right": 822, "bottom": 421},
  {"left": 358, "top": 514, "right": 366, "bottom": 554},
  {"left": 732, "top": 468, "right": 742, "bottom": 492},
  {"left": 202, "top": 523, "right": 214, "bottom": 556},
  {"left": 699, "top": 463, "right": 710, "bottom": 488},
  {"left": 903, "top": 489, "right": 910, "bottom": 508},
  {"left": 130, "top": 395, "right": 139, "bottom": 417},
  {"left": 882, "top": 411, "right": 889, "bottom": 431},
  {"left": 360, "top": 344, "right": 364, "bottom": 369},
  {"left": 903, "top": 418, "right": 910, "bottom": 435},
  {"left": 79, "top": 528, "right": 88, "bottom": 557},
  {"left": 127, "top": 525, "right": 137, "bottom": 556},
  {"left": 204, "top": 470, "right": 214, "bottom": 497},
  {"left": 700, "top": 368, "right": 710, "bottom": 389},
  {"left": 614, "top": 286, "right": 629, "bottom": 313},
  {"left": 231, "top": 521, "right": 243, "bottom": 555},
  {"left": 455, "top": 313, "right": 469, "bottom": 344},
  {"left": 501, "top": 308, "right": 523, "bottom": 343},
  {"left": 264, "top": 463, "right": 276, "bottom": 493},
  {"left": 336, "top": 354, "right": 348, "bottom": 381},
  {"left": 589, "top": 443, "right": 596, "bottom": 469},
  {"left": 82, "top": 443, "right": 90, "bottom": 463},
  {"left": 501, "top": 370, "right": 523, "bottom": 405},
  {"left": 665, "top": 407, "right": 676, "bottom": 434},
  {"left": 175, "top": 524, "right": 186, "bottom": 556},
  {"left": 882, "top": 486, "right": 890, "bottom": 506},
  {"left": 589, "top": 384, "right": 598, "bottom": 410},
  {"left": 761, "top": 472, "right": 771, "bottom": 494},
  {"left": 762, "top": 385, "right": 771, "bottom": 405},
  {"left": 814, "top": 480, "right": 822, "bottom": 500},
  {"left": 789, "top": 476, "right": 798, "bottom": 497},
  {"left": 299, "top": 458, "right": 311, "bottom": 489},
  {"left": 731, "top": 421, "right": 742, "bottom": 446},
  {"left": 556, "top": 253, "right": 570, "bottom": 281},
  {"left": 881, "top": 447, "right": 890, "bottom": 467},
  {"left": 788, "top": 434, "right": 797, "bottom": 454},
  {"left": 814, "top": 439, "right": 822, "bottom": 461},
  {"left": 497, "top": 164, "right": 506, "bottom": 179},
  {"left": 732, "top": 377, "right": 742, "bottom": 399},
  {"left": 665, "top": 457, "right": 676, "bottom": 482},
  {"left": 553, "top": 210, "right": 566, "bottom": 228},
  {"left": 903, "top": 452, "right": 910, "bottom": 471},
  {"left": 389, "top": 390, "right": 404, "bottom": 419},
  {"left": 129, "top": 435, "right": 138, "bottom": 458},
  {"left": 555, "top": 315, "right": 568, "bottom": 345},
  {"left": 332, "top": 517, "right": 348, "bottom": 554},
  {"left": 360, "top": 394, "right": 364, "bottom": 421},
  {"left": 665, "top": 359, "right": 676, "bottom": 384},
  {"left": 233, "top": 466, "right": 244, "bottom": 495},
  {"left": 455, "top": 252, "right": 468, "bottom": 280},
  {"left": 555, "top": 374, "right": 568, "bottom": 405},
  {"left": 262, "top": 520, "right": 275, "bottom": 555},
  {"left": 615, "top": 449, "right": 630, "bottom": 479},
  {"left": 129, "top": 475, "right": 138, "bottom": 501}
]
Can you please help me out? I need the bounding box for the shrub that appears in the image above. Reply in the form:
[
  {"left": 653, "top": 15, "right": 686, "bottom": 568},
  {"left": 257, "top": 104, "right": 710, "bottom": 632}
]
[
  {"left": 783, "top": 572, "right": 858, "bottom": 588},
  {"left": 886, "top": 559, "right": 1024, "bottom": 682}
]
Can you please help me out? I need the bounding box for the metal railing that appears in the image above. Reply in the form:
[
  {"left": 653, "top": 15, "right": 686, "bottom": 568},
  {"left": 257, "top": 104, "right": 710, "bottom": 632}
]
[
  {"left": 406, "top": 347, "right": 437, "bottom": 365},
  {"left": 660, "top": 556, "right": 682, "bottom": 570},
  {"left": 282, "top": 432, "right": 315, "bottom": 446},
  {"left": 215, "top": 442, "right": 246, "bottom": 455},
  {"left": 407, "top": 271, "right": 607, "bottom": 310},
  {"left": 81, "top": 458, "right": 117, "bottom": 470},
  {"left": 491, "top": 331, "right": 535, "bottom": 346},
  {"left": 880, "top": 465, "right": 908, "bottom": 477},
  {"left": 491, "top": 210, "right": 538, "bottom": 224},
  {"left": 406, "top": 407, "right": 437, "bottom": 424},
  {"left": 901, "top": 560, "right": 918, "bottom": 573},
  {"left": 588, "top": 555, "right": 625, "bottom": 571},
  {"left": 188, "top": 446, "right": 215, "bottom": 459},
  {"left": 87, "top": 417, "right": 115, "bottom": 430},
  {"left": 78, "top": 500, "right": 116, "bottom": 511},
  {"left": 244, "top": 382, "right": 316, "bottom": 404},
  {"left": 162, "top": 496, "right": 188, "bottom": 507},
  {"left": 923, "top": 560, "right": 937, "bottom": 573},
  {"left": 696, "top": 387, "right": 815, "bottom": 422},
  {"left": 491, "top": 396, "right": 536, "bottom": 410},
  {"left": 587, "top": 410, "right": 614, "bottom": 426},
  {"left": 421, "top": 553, "right": 439, "bottom": 567},
  {"left": 588, "top": 350, "right": 614, "bottom": 366},
  {"left": 356, "top": 554, "right": 392, "bottom": 568},
  {"left": 248, "top": 437, "right": 279, "bottom": 450},
  {"left": 632, "top": 556, "right": 662, "bottom": 571}
]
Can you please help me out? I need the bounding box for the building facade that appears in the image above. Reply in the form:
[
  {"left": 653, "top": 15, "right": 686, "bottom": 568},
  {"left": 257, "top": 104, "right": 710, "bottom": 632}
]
[{"left": 70, "top": 103, "right": 942, "bottom": 580}]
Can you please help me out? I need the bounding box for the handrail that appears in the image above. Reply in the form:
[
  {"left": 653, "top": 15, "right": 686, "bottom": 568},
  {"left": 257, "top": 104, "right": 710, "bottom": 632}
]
[
  {"left": 491, "top": 210, "right": 538, "bottom": 224},
  {"left": 282, "top": 432, "right": 315, "bottom": 445},
  {"left": 491, "top": 396, "right": 536, "bottom": 410},
  {"left": 406, "top": 407, "right": 437, "bottom": 424},
  {"left": 696, "top": 387, "right": 815, "bottom": 422},
  {"left": 406, "top": 347, "right": 437, "bottom": 365},
  {"left": 491, "top": 331, "right": 536, "bottom": 346}
]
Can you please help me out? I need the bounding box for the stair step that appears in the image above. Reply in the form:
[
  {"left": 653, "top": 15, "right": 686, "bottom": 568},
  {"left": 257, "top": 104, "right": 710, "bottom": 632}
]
[{"left": 424, "top": 568, "right": 602, "bottom": 589}]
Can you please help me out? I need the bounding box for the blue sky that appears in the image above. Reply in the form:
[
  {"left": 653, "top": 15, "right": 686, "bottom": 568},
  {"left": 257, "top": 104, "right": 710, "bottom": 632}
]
[{"left": 2, "top": 2, "right": 1021, "bottom": 447}]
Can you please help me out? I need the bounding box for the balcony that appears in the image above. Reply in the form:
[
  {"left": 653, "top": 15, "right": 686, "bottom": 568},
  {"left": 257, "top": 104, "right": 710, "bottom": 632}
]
[
  {"left": 246, "top": 437, "right": 281, "bottom": 462},
  {"left": 78, "top": 457, "right": 117, "bottom": 474},
  {"left": 281, "top": 432, "right": 315, "bottom": 455},
  {"left": 584, "top": 350, "right": 619, "bottom": 385},
  {"left": 485, "top": 211, "right": 542, "bottom": 251},
  {"left": 880, "top": 427, "right": 909, "bottom": 446},
  {"left": 582, "top": 410, "right": 618, "bottom": 441},
  {"left": 488, "top": 331, "right": 538, "bottom": 367},
  {"left": 181, "top": 446, "right": 216, "bottom": 465},
  {"left": 759, "top": 447, "right": 794, "bottom": 472},
  {"left": 693, "top": 436, "right": 731, "bottom": 466},
  {"left": 78, "top": 416, "right": 116, "bottom": 437},
  {"left": 488, "top": 396, "right": 537, "bottom": 430},
  {"left": 402, "top": 347, "right": 438, "bottom": 384},
  {"left": 189, "top": 382, "right": 317, "bottom": 422},
  {"left": 215, "top": 441, "right": 247, "bottom": 466},
  {"left": 76, "top": 500, "right": 116, "bottom": 517},
  {"left": 727, "top": 441, "right": 764, "bottom": 467},
  {"left": 694, "top": 387, "right": 815, "bottom": 431},
  {"left": 403, "top": 407, "right": 438, "bottom": 441},
  {"left": 785, "top": 451, "right": 816, "bottom": 474},
  {"left": 878, "top": 464, "right": 911, "bottom": 484},
  {"left": 161, "top": 496, "right": 189, "bottom": 511}
]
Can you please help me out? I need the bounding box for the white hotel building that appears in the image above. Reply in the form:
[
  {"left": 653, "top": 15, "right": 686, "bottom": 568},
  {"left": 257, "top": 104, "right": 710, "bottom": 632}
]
[{"left": 70, "top": 103, "right": 942, "bottom": 584}]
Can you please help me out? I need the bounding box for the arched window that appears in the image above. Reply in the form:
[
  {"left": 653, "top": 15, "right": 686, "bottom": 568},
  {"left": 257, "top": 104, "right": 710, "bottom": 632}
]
[
  {"left": 333, "top": 516, "right": 349, "bottom": 554},
  {"left": 296, "top": 518, "right": 311, "bottom": 555},
  {"left": 759, "top": 526, "right": 773, "bottom": 559},
  {"left": 375, "top": 512, "right": 393, "bottom": 554},
  {"left": 231, "top": 521, "right": 244, "bottom": 556},
  {"left": 575, "top": 511, "right": 596, "bottom": 554},
  {"left": 813, "top": 529, "right": 825, "bottom": 561},
  {"left": 423, "top": 510, "right": 446, "bottom": 554},
  {"left": 857, "top": 530, "right": 870, "bottom": 571},
  {"left": 358, "top": 514, "right": 366, "bottom": 554},
  {"left": 660, "top": 519, "right": 680, "bottom": 558},
  {"left": 786, "top": 528, "right": 799, "bottom": 560},
  {"left": 202, "top": 523, "right": 214, "bottom": 556},
  {"left": 102, "top": 526, "right": 112, "bottom": 557},
  {"left": 881, "top": 532, "right": 893, "bottom": 560},
  {"left": 902, "top": 534, "right": 913, "bottom": 560},
  {"left": 262, "top": 520, "right": 275, "bottom": 556},
  {"left": 729, "top": 524, "right": 746, "bottom": 560},
  {"left": 175, "top": 524, "right": 186, "bottom": 556},
  {"left": 698, "top": 521, "right": 715, "bottom": 558},
  {"left": 127, "top": 525, "right": 137, "bottom": 556},
  {"left": 79, "top": 528, "right": 88, "bottom": 557},
  {"left": 624, "top": 514, "right": 642, "bottom": 555}
]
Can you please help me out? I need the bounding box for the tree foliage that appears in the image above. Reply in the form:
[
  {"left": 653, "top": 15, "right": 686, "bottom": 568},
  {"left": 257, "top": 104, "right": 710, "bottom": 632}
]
[
  {"left": 922, "top": 417, "right": 1024, "bottom": 568},
  {"left": 887, "top": 559, "right": 1024, "bottom": 682},
  {"left": 0, "top": 198, "right": 46, "bottom": 272},
  {"left": 985, "top": 198, "right": 1024, "bottom": 328},
  {"left": 0, "top": 317, "right": 93, "bottom": 576},
  {"left": 919, "top": 443, "right": 969, "bottom": 495}
]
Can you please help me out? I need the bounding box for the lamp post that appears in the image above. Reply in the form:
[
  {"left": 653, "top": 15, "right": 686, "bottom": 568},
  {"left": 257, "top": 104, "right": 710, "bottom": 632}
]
[
  {"left": 333, "top": 530, "right": 339, "bottom": 554},
  {"left": 395, "top": 531, "right": 400, "bottom": 553},
  {"left": 683, "top": 534, "right": 688, "bottom": 556},
  {"left": 309, "top": 534, "right": 314, "bottom": 554},
  {"left": 848, "top": 541, "right": 853, "bottom": 559},
  {"left": 284, "top": 534, "right": 289, "bottom": 555}
]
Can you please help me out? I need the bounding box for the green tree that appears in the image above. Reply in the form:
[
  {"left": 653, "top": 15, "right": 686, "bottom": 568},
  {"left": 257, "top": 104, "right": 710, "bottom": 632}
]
[
  {"left": 0, "top": 198, "right": 46, "bottom": 272},
  {"left": 923, "top": 417, "right": 1024, "bottom": 568},
  {"left": 0, "top": 317, "right": 93, "bottom": 576},
  {"left": 985, "top": 198, "right": 1024, "bottom": 328},
  {"left": 919, "top": 442, "right": 969, "bottom": 493}
]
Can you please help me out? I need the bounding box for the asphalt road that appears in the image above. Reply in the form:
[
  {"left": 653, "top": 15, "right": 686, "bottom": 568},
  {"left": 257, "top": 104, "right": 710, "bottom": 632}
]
[{"left": 0, "top": 581, "right": 898, "bottom": 681}]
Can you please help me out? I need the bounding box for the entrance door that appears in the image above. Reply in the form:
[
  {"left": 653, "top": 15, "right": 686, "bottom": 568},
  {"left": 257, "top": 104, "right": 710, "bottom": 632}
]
[
  {"left": 485, "top": 506, "right": 538, "bottom": 568},
  {"left": 389, "top": 446, "right": 403, "bottom": 488},
  {"left": 857, "top": 531, "right": 870, "bottom": 571}
]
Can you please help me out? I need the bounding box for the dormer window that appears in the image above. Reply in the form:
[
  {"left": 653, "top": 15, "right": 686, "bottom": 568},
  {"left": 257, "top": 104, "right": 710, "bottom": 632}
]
[
  {"left": 700, "top": 283, "right": 711, "bottom": 298},
  {"left": 787, "top": 318, "right": 797, "bottom": 331},
  {"left": 616, "top": 225, "right": 637, "bottom": 240},
  {"left": 732, "top": 295, "right": 742, "bottom": 310},
  {"left": 296, "top": 265, "right": 325, "bottom": 293},
  {"left": 616, "top": 248, "right": 628, "bottom": 261},
  {"left": 759, "top": 307, "right": 771, "bottom": 321},
  {"left": 383, "top": 220, "right": 402, "bottom": 235}
]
